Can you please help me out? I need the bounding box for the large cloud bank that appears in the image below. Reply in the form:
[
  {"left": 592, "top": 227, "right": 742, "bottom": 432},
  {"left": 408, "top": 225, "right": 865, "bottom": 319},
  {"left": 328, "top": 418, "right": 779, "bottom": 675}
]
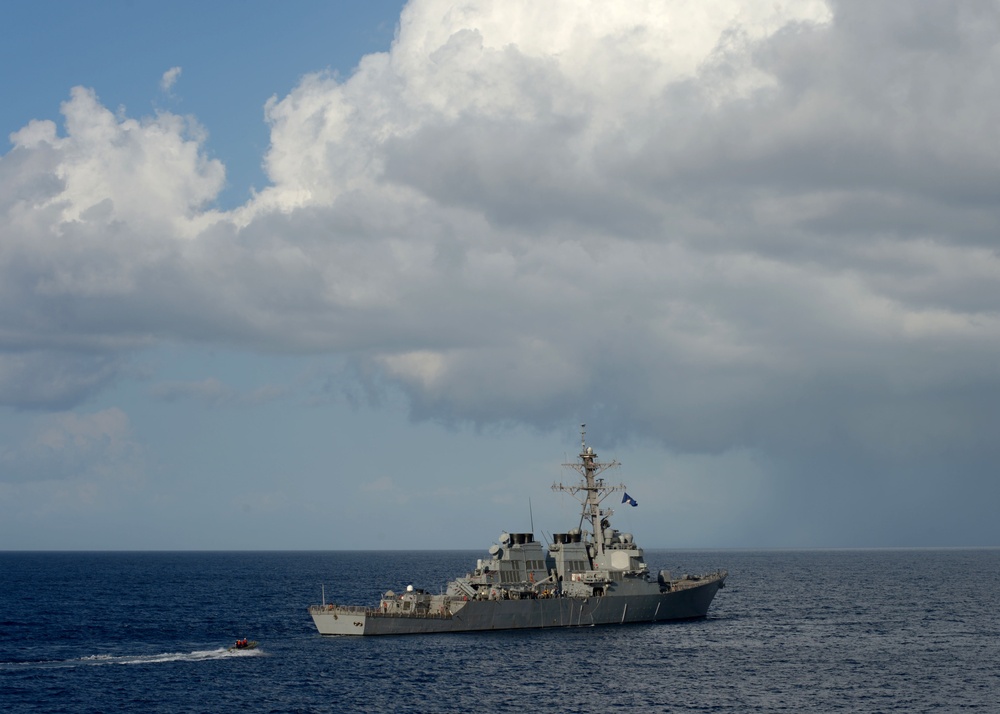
[{"left": 3, "top": 0, "right": 999, "bottom": 514}]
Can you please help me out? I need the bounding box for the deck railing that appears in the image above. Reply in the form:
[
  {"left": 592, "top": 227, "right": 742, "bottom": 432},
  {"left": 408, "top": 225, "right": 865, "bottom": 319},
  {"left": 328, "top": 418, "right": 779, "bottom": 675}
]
[{"left": 310, "top": 603, "right": 454, "bottom": 619}]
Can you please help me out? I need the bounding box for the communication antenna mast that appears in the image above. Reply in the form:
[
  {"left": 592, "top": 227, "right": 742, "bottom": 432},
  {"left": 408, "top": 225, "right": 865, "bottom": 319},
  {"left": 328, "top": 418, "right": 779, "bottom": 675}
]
[{"left": 551, "top": 424, "right": 627, "bottom": 556}]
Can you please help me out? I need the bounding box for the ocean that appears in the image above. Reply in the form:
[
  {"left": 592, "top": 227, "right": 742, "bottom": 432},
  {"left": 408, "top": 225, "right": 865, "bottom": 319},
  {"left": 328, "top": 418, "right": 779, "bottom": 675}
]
[{"left": 2, "top": 549, "right": 998, "bottom": 713}]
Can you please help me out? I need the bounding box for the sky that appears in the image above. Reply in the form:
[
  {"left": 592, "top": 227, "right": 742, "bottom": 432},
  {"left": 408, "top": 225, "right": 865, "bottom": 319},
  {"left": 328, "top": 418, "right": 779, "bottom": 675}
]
[{"left": 2, "top": 0, "right": 998, "bottom": 551}]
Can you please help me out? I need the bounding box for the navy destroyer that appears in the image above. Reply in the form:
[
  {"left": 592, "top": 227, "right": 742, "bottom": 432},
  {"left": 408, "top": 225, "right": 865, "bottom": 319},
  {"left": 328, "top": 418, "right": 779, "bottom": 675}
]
[{"left": 309, "top": 428, "right": 726, "bottom": 635}]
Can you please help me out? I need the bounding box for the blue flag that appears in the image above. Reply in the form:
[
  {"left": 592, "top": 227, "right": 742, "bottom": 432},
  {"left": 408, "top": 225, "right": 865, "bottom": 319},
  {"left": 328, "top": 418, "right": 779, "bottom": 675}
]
[{"left": 622, "top": 492, "right": 638, "bottom": 507}]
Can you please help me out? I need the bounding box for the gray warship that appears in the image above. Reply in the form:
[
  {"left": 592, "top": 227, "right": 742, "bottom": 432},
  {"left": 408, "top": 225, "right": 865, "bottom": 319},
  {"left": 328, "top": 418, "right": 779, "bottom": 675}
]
[{"left": 309, "top": 429, "right": 726, "bottom": 636}]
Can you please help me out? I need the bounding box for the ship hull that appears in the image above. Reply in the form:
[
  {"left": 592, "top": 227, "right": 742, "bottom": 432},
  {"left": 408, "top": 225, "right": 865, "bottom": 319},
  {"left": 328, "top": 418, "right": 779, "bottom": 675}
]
[{"left": 310, "top": 574, "right": 724, "bottom": 636}]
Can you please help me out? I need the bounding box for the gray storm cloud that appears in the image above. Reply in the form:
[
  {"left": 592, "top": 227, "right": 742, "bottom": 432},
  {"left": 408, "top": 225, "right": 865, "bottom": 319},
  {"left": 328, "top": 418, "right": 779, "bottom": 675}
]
[{"left": 1, "top": 0, "right": 999, "bottom": 543}]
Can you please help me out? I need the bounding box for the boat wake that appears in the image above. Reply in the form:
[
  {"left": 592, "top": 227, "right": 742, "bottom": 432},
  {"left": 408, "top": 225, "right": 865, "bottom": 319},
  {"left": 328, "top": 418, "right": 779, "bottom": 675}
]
[
  {"left": 82, "top": 647, "right": 263, "bottom": 665},
  {"left": 1, "top": 647, "right": 262, "bottom": 670}
]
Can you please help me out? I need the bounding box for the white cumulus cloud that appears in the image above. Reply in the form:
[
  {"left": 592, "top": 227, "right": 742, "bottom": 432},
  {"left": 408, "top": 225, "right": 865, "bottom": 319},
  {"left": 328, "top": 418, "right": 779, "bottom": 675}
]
[
  {"left": 2, "top": 0, "right": 1000, "bottom": 498},
  {"left": 160, "top": 66, "right": 182, "bottom": 93}
]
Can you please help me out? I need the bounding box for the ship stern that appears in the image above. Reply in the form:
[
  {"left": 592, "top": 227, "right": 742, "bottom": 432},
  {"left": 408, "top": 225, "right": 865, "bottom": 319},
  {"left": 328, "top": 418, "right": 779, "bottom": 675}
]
[{"left": 309, "top": 606, "right": 368, "bottom": 635}]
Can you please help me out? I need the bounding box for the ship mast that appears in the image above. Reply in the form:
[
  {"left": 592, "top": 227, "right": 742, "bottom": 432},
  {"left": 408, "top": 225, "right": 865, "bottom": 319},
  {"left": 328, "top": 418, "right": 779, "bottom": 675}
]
[{"left": 553, "top": 425, "right": 625, "bottom": 557}]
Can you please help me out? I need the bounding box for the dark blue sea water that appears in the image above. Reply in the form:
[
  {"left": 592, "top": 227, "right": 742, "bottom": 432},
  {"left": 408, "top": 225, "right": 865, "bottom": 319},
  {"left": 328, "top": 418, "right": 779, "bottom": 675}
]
[{"left": 2, "top": 549, "right": 998, "bottom": 713}]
